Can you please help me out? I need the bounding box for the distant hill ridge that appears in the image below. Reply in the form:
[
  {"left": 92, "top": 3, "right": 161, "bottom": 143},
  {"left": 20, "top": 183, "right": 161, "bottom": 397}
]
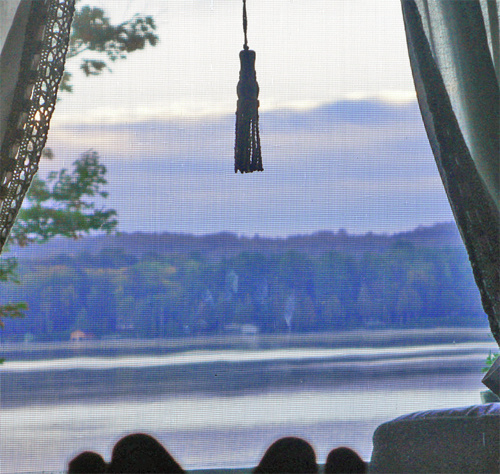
[
  {"left": 10, "top": 222, "right": 464, "bottom": 261},
  {"left": 4, "top": 220, "right": 485, "bottom": 342}
]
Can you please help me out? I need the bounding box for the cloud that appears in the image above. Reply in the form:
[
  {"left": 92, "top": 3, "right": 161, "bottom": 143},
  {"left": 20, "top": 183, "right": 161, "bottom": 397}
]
[
  {"left": 44, "top": 99, "right": 453, "bottom": 236},
  {"left": 55, "top": 0, "right": 414, "bottom": 125}
]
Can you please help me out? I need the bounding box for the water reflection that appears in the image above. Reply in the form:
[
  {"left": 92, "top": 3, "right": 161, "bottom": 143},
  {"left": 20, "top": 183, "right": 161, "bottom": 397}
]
[{"left": 0, "top": 341, "right": 492, "bottom": 473}]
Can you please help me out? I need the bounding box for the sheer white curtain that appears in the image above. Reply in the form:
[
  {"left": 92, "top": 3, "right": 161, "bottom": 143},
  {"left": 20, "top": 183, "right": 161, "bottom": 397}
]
[{"left": 401, "top": 0, "right": 499, "bottom": 345}]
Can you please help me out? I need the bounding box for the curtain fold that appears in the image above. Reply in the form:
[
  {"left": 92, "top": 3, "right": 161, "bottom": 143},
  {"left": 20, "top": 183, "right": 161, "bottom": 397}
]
[
  {"left": 401, "top": 0, "right": 500, "bottom": 345},
  {"left": 0, "top": 0, "right": 75, "bottom": 251}
]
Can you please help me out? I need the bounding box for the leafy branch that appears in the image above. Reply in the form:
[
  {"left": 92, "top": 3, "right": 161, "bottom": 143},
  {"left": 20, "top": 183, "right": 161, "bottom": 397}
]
[
  {"left": 10, "top": 150, "right": 117, "bottom": 246},
  {"left": 61, "top": 5, "right": 159, "bottom": 92},
  {"left": 0, "top": 151, "right": 117, "bottom": 334},
  {"left": 482, "top": 351, "right": 500, "bottom": 373},
  {"left": 0, "top": 257, "right": 28, "bottom": 363}
]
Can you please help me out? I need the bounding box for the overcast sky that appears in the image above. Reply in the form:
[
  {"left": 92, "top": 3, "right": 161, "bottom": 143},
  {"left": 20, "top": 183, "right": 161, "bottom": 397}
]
[
  {"left": 51, "top": 0, "right": 416, "bottom": 123},
  {"left": 44, "top": 0, "right": 454, "bottom": 236}
]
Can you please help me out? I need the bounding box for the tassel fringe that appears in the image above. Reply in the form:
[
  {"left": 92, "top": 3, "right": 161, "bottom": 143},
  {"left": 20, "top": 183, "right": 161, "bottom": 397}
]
[{"left": 235, "top": 48, "right": 263, "bottom": 173}]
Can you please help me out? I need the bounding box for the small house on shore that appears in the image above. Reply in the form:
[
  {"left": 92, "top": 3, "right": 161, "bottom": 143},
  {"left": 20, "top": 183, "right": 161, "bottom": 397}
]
[{"left": 70, "top": 330, "right": 92, "bottom": 342}]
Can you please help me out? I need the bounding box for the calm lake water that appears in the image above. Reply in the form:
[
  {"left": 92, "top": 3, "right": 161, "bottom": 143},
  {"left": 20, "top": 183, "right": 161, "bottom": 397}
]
[{"left": 0, "top": 332, "right": 496, "bottom": 473}]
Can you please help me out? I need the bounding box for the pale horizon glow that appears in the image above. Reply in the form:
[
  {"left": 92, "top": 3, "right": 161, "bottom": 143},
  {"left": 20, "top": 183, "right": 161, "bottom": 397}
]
[{"left": 52, "top": 0, "right": 415, "bottom": 125}]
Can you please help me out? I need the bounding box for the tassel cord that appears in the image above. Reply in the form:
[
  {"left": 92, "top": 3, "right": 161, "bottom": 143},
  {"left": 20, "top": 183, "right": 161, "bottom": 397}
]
[{"left": 243, "top": 0, "right": 248, "bottom": 50}]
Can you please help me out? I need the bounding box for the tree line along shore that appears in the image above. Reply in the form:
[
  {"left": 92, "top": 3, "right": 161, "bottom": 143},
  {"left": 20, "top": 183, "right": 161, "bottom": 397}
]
[{"left": 0, "top": 223, "right": 488, "bottom": 342}]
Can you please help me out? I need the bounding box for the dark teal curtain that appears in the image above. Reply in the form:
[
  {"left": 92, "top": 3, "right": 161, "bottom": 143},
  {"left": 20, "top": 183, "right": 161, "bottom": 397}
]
[{"left": 401, "top": 0, "right": 499, "bottom": 345}]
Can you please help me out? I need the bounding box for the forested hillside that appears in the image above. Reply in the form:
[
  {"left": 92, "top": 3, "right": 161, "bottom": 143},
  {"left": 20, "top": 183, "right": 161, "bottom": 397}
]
[{"left": 0, "top": 223, "right": 486, "bottom": 341}]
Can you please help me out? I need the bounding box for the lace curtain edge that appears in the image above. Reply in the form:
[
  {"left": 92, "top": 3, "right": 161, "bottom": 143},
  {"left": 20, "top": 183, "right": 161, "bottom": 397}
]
[{"left": 0, "top": 0, "right": 76, "bottom": 251}]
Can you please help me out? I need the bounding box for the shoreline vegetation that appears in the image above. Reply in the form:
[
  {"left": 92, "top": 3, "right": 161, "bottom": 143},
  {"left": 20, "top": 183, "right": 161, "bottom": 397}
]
[{"left": 0, "top": 223, "right": 489, "bottom": 343}]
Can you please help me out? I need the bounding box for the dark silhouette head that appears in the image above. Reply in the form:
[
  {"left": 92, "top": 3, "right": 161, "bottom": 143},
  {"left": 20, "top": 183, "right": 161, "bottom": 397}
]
[
  {"left": 108, "top": 433, "right": 184, "bottom": 473},
  {"left": 325, "top": 447, "right": 367, "bottom": 474},
  {"left": 254, "top": 437, "right": 318, "bottom": 473},
  {"left": 68, "top": 451, "right": 107, "bottom": 473}
]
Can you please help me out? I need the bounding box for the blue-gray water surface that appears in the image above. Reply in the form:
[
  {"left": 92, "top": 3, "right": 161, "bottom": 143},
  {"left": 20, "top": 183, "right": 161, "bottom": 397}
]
[{"left": 0, "top": 331, "right": 495, "bottom": 473}]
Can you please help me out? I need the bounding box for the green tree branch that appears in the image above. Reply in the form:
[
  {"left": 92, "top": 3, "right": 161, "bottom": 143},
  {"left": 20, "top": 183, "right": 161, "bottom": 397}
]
[
  {"left": 10, "top": 150, "right": 117, "bottom": 246},
  {"left": 0, "top": 1, "right": 153, "bottom": 339},
  {"left": 0, "top": 151, "right": 117, "bottom": 338},
  {"left": 61, "top": 5, "right": 159, "bottom": 92}
]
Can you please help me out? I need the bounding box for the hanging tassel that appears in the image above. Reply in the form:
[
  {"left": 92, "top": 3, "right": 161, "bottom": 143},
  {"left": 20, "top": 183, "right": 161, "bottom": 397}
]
[{"left": 235, "top": 0, "right": 262, "bottom": 173}]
